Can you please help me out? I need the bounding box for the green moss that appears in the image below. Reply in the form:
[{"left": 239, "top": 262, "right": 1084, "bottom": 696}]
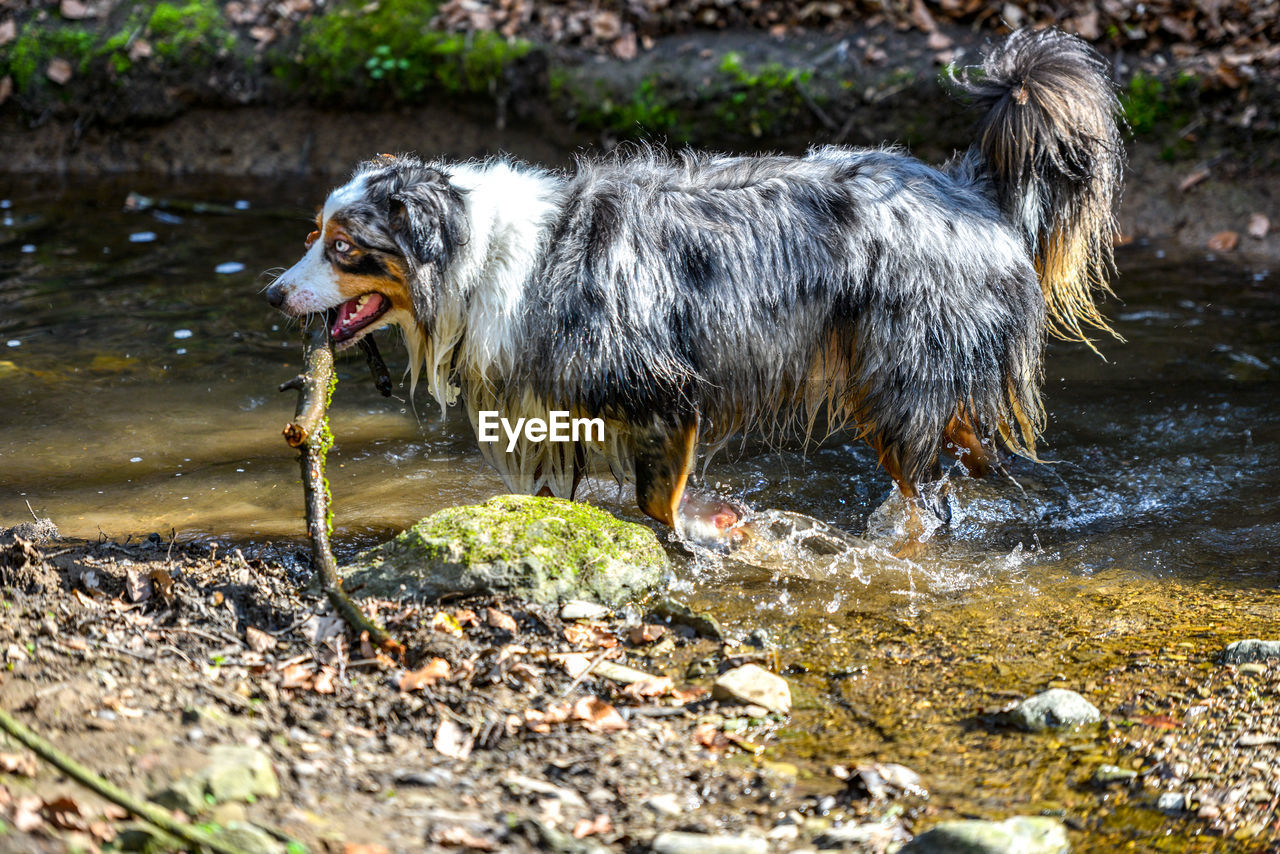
[
  {"left": 1121, "top": 70, "right": 1199, "bottom": 137},
  {"left": 3, "top": 25, "right": 96, "bottom": 90},
  {"left": 713, "top": 51, "right": 815, "bottom": 138},
  {"left": 280, "top": 0, "right": 530, "bottom": 103},
  {"left": 146, "top": 0, "right": 236, "bottom": 63},
  {"left": 565, "top": 74, "right": 685, "bottom": 140}
]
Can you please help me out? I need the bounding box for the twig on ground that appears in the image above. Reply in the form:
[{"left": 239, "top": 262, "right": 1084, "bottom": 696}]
[
  {"left": 281, "top": 326, "right": 404, "bottom": 658},
  {"left": 0, "top": 706, "right": 248, "bottom": 854}
]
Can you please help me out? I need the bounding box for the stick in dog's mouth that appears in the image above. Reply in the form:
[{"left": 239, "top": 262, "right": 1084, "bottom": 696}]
[{"left": 329, "top": 292, "right": 391, "bottom": 348}]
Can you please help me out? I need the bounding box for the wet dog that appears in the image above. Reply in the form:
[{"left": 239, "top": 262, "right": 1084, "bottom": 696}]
[{"left": 266, "top": 28, "right": 1124, "bottom": 546}]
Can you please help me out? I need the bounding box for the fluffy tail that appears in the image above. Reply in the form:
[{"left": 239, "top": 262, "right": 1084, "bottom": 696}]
[{"left": 952, "top": 28, "right": 1125, "bottom": 347}]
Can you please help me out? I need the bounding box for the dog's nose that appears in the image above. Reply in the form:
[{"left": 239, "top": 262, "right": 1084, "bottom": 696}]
[{"left": 265, "top": 283, "right": 286, "bottom": 308}]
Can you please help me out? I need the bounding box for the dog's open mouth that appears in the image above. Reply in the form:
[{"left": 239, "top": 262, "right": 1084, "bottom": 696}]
[{"left": 330, "top": 293, "right": 390, "bottom": 346}]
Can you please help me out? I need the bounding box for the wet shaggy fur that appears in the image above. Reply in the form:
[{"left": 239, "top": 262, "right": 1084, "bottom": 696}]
[{"left": 268, "top": 27, "right": 1124, "bottom": 531}]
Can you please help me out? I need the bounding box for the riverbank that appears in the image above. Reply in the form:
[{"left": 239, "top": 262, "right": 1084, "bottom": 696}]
[{"left": 1, "top": 2, "right": 1277, "bottom": 257}]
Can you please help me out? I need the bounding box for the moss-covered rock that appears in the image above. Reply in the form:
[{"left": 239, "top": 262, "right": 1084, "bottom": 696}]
[{"left": 341, "top": 495, "right": 669, "bottom": 604}]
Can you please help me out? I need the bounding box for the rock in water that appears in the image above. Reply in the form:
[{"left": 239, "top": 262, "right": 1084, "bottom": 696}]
[
  {"left": 651, "top": 832, "right": 768, "bottom": 854},
  {"left": 1006, "top": 688, "right": 1100, "bottom": 732},
  {"left": 1222, "top": 639, "right": 1280, "bottom": 664},
  {"left": 902, "top": 817, "right": 1069, "bottom": 853},
  {"left": 712, "top": 663, "right": 791, "bottom": 714},
  {"left": 341, "top": 495, "right": 668, "bottom": 604}
]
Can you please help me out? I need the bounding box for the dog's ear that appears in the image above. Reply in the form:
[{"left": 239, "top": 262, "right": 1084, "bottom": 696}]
[{"left": 388, "top": 175, "right": 467, "bottom": 273}]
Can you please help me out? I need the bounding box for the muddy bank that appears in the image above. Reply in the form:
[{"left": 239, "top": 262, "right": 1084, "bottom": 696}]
[{"left": 2, "top": 11, "right": 1278, "bottom": 257}]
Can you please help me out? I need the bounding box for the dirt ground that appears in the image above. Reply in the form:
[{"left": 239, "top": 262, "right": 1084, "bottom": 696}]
[{"left": 0, "top": 523, "right": 892, "bottom": 854}]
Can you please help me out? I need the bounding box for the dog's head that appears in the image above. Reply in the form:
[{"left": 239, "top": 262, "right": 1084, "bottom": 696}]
[{"left": 265, "top": 154, "right": 468, "bottom": 349}]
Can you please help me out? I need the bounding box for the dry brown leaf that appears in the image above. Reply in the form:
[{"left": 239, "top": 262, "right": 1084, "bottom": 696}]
[
  {"left": 14, "top": 795, "right": 44, "bottom": 832},
  {"left": 572, "top": 696, "right": 627, "bottom": 732},
  {"left": 245, "top": 626, "right": 277, "bottom": 653},
  {"left": 0, "top": 752, "right": 37, "bottom": 776},
  {"left": 485, "top": 607, "right": 518, "bottom": 633},
  {"left": 1247, "top": 212, "right": 1270, "bottom": 239},
  {"left": 431, "top": 825, "right": 495, "bottom": 850},
  {"left": 692, "top": 722, "right": 729, "bottom": 751},
  {"left": 433, "top": 718, "right": 474, "bottom": 760},
  {"left": 311, "top": 665, "right": 336, "bottom": 694},
  {"left": 453, "top": 608, "right": 480, "bottom": 627},
  {"left": 400, "top": 657, "right": 451, "bottom": 692},
  {"left": 563, "top": 622, "right": 618, "bottom": 649},
  {"left": 125, "top": 568, "right": 152, "bottom": 603},
  {"left": 280, "top": 661, "right": 314, "bottom": 689},
  {"left": 627, "top": 624, "right": 667, "bottom": 645},
  {"left": 148, "top": 567, "right": 173, "bottom": 601},
  {"left": 59, "top": 0, "right": 89, "bottom": 19},
  {"left": 46, "top": 58, "right": 73, "bottom": 85},
  {"left": 573, "top": 813, "right": 613, "bottom": 839},
  {"left": 669, "top": 685, "right": 708, "bottom": 705},
  {"left": 621, "top": 676, "right": 675, "bottom": 699},
  {"left": 1207, "top": 230, "right": 1239, "bottom": 251}
]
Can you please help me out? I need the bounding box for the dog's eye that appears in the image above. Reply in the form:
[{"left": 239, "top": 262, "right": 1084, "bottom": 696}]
[{"left": 334, "top": 239, "right": 352, "bottom": 254}]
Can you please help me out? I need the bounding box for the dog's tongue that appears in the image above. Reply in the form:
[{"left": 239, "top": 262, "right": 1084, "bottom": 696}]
[{"left": 331, "top": 293, "right": 387, "bottom": 338}]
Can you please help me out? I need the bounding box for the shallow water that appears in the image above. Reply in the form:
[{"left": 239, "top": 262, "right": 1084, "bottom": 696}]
[{"left": 2, "top": 176, "right": 1278, "bottom": 847}]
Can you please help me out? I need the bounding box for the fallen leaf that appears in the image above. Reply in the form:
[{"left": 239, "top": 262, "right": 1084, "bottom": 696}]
[
  {"left": 311, "top": 665, "right": 336, "bottom": 694},
  {"left": 245, "top": 626, "right": 277, "bottom": 653},
  {"left": 669, "top": 685, "right": 709, "bottom": 705},
  {"left": 431, "top": 611, "right": 464, "bottom": 637},
  {"left": 1178, "top": 168, "right": 1210, "bottom": 192},
  {"left": 572, "top": 696, "right": 627, "bottom": 732},
  {"left": 400, "top": 657, "right": 451, "bottom": 692},
  {"left": 46, "top": 58, "right": 73, "bottom": 85},
  {"left": 1207, "top": 230, "right": 1239, "bottom": 252},
  {"left": 125, "top": 568, "right": 151, "bottom": 603},
  {"left": 433, "top": 718, "right": 474, "bottom": 760},
  {"left": 453, "top": 608, "right": 480, "bottom": 627},
  {"left": 60, "top": 0, "right": 89, "bottom": 19},
  {"left": 1247, "top": 213, "right": 1270, "bottom": 239},
  {"left": 485, "top": 607, "right": 517, "bottom": 633},
  {"left": 0, "top": 752, "right": 38, "bottom": 776},
  {"left": 551, "top": 652, "right": 593, "bottom": 679},
  {"left": 14, "top": 795, "right": 44, "bottom": 832},
  {"left": 627, "top": 624, "right": 667, "bottom": 645},
  {"left": 621, "top": 676, "right": 674, "bottom": 699},
  {"left": 148, "top": 567, "right": 173, "bottom": 601},
  {"left": 692, "top": 722, "right": 729, "bottom": 751},
  {"left": 573, "top": 814, "right": 613, "bottom": 839},
  {"left": 249, "top": 25, "right": 276, "bottom": 45},
  {"left": 611, "top": 32, "right": 637, "bottom": 61},
  {"left": 563, "top": 622, "right": 618, "bottom": 649},
  {"left": 926, "top": 31, "right": 953, "bottom": 51},
  {"left": 280, "top": 661, "right": 315, "bottom": 689},
  {"left": 431, "top": 825, "right": 495, "bottom": 849}
]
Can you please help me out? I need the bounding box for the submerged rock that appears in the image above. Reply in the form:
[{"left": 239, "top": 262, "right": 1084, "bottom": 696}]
[
  {"left": 341, "top": 495, "right": 668, "bottom": 605},
  {"left": 712, "top": 663, "right": 791, "bottom": 714},
  {"left": 1006, "top": 688, "right": 1101, "bottom": 732},
  {"left": 1222, "top": 639, "right": 1280, "bottom": 664},
  {"left": 902, "top": 816, "right": 1069, "bottom": 853}
]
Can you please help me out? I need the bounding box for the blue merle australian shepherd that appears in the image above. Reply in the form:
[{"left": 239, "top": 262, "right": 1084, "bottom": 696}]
[{"left": 266, "top": 28, "right": 1125, "bottom": 548}]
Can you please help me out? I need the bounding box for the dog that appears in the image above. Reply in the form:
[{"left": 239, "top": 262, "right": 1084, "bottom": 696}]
[{"left": 265, "top": 28, "right": 1124, "bottom": 546}]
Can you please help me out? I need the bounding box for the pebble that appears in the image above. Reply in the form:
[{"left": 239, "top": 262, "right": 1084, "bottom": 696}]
[
  {"left": 1157, "top": 791, "right": 1186, "bottom": 813},
  {"left": 129, "top": 231, "right": 156, "bottom": 243},
  {"left": 560, "top": 600, "right": 611, "bottom": 621},
  {"left": 1006, "top": 688, "right": 1101, "bottom": 731},
  {"left": 642, "top": 793, "right": 684, "bottom": 817},
  {"left": 1093, "top": 764, "right": 1138, "bottom": 785},
  {"left": 650, "top": 831, "right": 768, "bottom": 854},
  {"left": 1222, "top": 639, "right": 1280, "bottom": 664},
  {"left": 712, "top": 663, "right": 791, "bottom": 714},
  {"left": 215, "top": 261, "right": 246, "bottom": 274},
  {"left": 1239, "top": 662, "right": 1267, "bottom": 675},
  {"left": 901, "top": 816, "right": 1069, "bottom": 854}
]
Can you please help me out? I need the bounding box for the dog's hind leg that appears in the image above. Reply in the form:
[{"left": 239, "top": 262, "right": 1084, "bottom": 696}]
[
  {"left": 633, "top": 414, "right": 743, "bottom": 544},
  {"left": 874, "top": 441, "right": 950, "bottom": 557}
]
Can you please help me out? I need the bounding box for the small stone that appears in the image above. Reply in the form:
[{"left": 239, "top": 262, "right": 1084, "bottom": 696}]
[
  {"left": 1157, "top": 791, "right": 1185, "bottom": 813},
  {"left": 650, "top": 831, "right": 768, "bottom": 854},
  {"left": 1239, "top": 663, "right": 1267, "bottom": 676},
  {"left": 713, "top": 664, "right": 790, "bottom": 714},
  {"left": 154, "top": 745, "right": 279, "bottom": 813},
  {"left": 46, "top": 58, "right": 73, "bottom": 85},
  {"left": 1093, "top": 764, "right": 1138, "bottom": 785},
  {"left": 1006, "top": 688, "right": 1100, "bottom": 731},
  {"left": 560, "top": 600, "right": 610, "bottom": 621},
  {"left": 902, "top": 816, "right": 1069, "bottom": 854},
  {"left": 213, "top": 822, "right": 286, "bottom": 854},
  {"left": 642, "top": 793, "right": 683, "bottom": 817},
  {"left": 1223, "top": 639, "right": 1280, "bottom": 664}
]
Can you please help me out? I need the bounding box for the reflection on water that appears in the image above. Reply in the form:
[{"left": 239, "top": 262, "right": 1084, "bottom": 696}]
[{"left": 1, "top": 176, "right": 1277, "bottom": 592}]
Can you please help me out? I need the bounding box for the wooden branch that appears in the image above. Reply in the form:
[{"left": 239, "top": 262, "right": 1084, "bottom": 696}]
[
  {"left": 0, "top": 706, "right": 247, "bottom": 854},
  {"left": 282, "top": 327, "right": 403, "bottom": 657},
  {"left": 359, "top": 337, "right": 393, "bottom": 398}
]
